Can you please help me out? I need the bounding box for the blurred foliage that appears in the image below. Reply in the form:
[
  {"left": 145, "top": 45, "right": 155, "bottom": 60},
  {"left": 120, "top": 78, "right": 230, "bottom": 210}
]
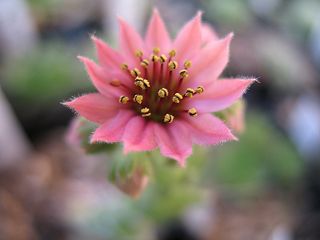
[
  {"left": 205, "top": 112, "right": 302, "bottom": 195},
  {"left": 279, "top": 0, "right": 320, "bottom": 42},
  {"left": 134, "top": 148, "right": 207, "bottom": 223},
  {"left": 3, "top": 42, "right": 89, "bottom": 104},
  {"left": 76, "top": 118, "right": 117, "bottom": 154},
  {"left": 27, "top": 0, "right": 62, "bottom": 18},
  {"left": 202, "top": 0, "right": 253, "bottom": 29}
]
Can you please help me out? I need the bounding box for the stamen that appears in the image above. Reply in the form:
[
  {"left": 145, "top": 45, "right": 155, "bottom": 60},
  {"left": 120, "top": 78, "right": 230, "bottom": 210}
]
[
  {"left": 168, "top": 61, "right": 178, "bottom": 71},
  {"left": 141, "top": 107, "right": 151, "bottom": 117},
  {"left": 188, "top": 108, "right": 198, "bottom": 117},
  {"left": 133, "top": 94, "right": 143, "bottom": 104},
  {"left": 130, "top": 68, "right": 141, "bottom": 77},
  {"left": 158, "top": 88, "right": 169, "bottom": 98},
  {"left": 141, "top": 59, "right": 149, "bottom": 68},
  {"left": 135, "top": 50, "right": 143, "bottom": 58},
  {"left": 153, "top": 47, "right": 160, "bottom": 55},
  {"left": 179, "top": 69, "right": 189, "bottom": 78},
  {"left": 135, "top": 77, "right": 150, "bottom": 90},
  {"left": 184, "top": 60, "right": 192, "bottom": 69},
  {"left": 159, "top": 54, "right": 167, "bottom": 63},
  {"left": 172, "top": 93, "right": 183, "bottom": 103},
  {"left": 195, "top": 86, "right": 204, "bottom": 94},
  {"left": 121, "top": 63, "right": 129, "bottom": 71},
  {"left": 151, "top": 55, "right": 160, "bottom": 62},
  {"left": 169, "top": 50, "right": 176, "bottom": 58},
  {"left": 119, "top": 96, "right": 129, "bottom": 104},
  {"left": 185, "top": 88, "right": 196, "bottom": 98},
  {"left": 163, "top": 113, "right": 174, "bottom": 123}
]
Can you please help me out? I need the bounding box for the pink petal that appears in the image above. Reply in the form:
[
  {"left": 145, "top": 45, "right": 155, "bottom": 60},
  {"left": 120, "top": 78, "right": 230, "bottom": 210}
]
[
  {"left": 78, "top": 56, "right": 128, "bottom": 97},
  {"left": 185, "top": 113, "right": 236, "bottom": 145},
  {"left": 91, "top": 110, "right": 134, "bottom": 143},
  {"left": 188, "top": 78, "right": 255, "bottom": 112},
  {"left": 201, "top": 23, "right": 218, "bottom": 46},
  {"left": 118, "top": 17, "right": 144, "bottom": 64},
  {"left": 145, "top": 8, "right": 172, "bottom": 53},
  {"left": 154, "top": 121, "right": 192, "bottom": 167},
  {"left": 91, "top": 35, "right": 124, "bottom": 69},
  {"left": 63, "top": 93, "right": 119, "bottom": 124},
  {"left": 174, "top": 12, "right": 202, "bottom": 62},
  {"left": 122, "top": 116, "right": 157, "bottom": 153},
  {"left": 188, "top": 33, "right": 233, "bottom": 87}
]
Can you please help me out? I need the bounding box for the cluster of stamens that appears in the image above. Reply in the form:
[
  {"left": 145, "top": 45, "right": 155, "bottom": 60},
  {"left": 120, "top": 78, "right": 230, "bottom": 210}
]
[{"left": 117, "top": 47, "right": 204, "bottom": 123}]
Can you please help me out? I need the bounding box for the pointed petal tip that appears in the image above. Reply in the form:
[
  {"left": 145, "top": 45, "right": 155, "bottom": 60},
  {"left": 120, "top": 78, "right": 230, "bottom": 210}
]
[
  {"left": 61, "top": 98, "right": 76, "bottom": 108},
  {"left": 224, "top": 32, "right": 234, "bottom": 43},
  {"left": 152, "top": 7, "right": 160, "bottom": 15},
  {"left": 90, "top": 33, "right": 97, "bottom": 40},
  {"left": 117, "top": 16, "right": 127, "bottom": 26},
  {"left": 197, "top": 10, "right": 203, "bottom": 17},
  {"left": 231, "top": 132, "right": 238, "bottom": 141},
  {"left": 90, "top": 135, "right": 101, "bottom": 144},
  {"left": 77, "top": 55, "right": 87, "bottom": 63},
  {"left": 243, "top": 78, "right": 257, "bottom": 88},
  {"left": 228, "top": 32, "right": 234, "bottom": 38},
  {"left": 77, "top": 56, "right": 97, "bottom": 67},
  {"left": 61, "top": 100, "right": 71, "bottom": 107},
  {"left": 90, "top": 35, "right": 102, "bottom": 45}
]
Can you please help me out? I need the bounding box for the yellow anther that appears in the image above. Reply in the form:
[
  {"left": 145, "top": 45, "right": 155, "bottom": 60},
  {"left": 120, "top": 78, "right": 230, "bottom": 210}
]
[
  {"left": 130, "top": 68, "right": 141, "bottom": 77},
  {"left": 142, "top": 113, "right": 151, "bottom": 117},
  {"left": 159, "top": 54, "right": 167, "bottom": 63},
  {"left": 121, "top": 63, "right": 129, "bottom": 71},
  {"left": 172, "top": 93, "right": 183, "bottom": 103},
  {"left": 168, "top": 61, "right": 178, "bottom": 71},
  {"left": 141, "top": 59, "right": 149, "bottom": 68},
  {"left": 151, "top": 55, "right": 160, "bottom": 62},
  {"left": 158, "top": 88, "right": 169, "bottom": 98},
  {"left": 153, "top": 47, "right": 160, "bottom": 55},
  {"left": 169, "top": 50, "right": 176, "bottom": 57},
  {"left": 143, "top": 79, "right": 150, "bottom": 88},
  {"left": 135, "top": 77, "right": 150, "bottom": 90},
  {"left": 185, "top": 88, "right": 196, "bottom": 97},
  {"left": 172, "top": 93, "right": 184, "bottom": 103},
  {"left": 141, "top": 107, "right": 151, "bottom": 117},
  {"left": 179, "top": 69, "right": 189, "bottom": 78},
  {"left": 133, "top": 94, "right": 143, "bottom": 104},
  {"left": 119, "top": 95, "right": 129, "bottom": 104},
  {"left": 196, "top": 86, "right": 204, "bottom": 94},
  {"left": 188, "top": 108, "right": 198, "bottom": 117},
  {"left": 135, "top": 50, "right": 143, "bottom": 57},
  {"left": 141, "top": 107, "right": 150, "bottom": 114},
  {"left": 163, "top": 114, "right": 174, "bottom": 123},
  {"left": 184, "top": 60, "right": 192, "bottom": 69},
  {"left": 110, "top": 79, "right": 121, "bottom": 87}
]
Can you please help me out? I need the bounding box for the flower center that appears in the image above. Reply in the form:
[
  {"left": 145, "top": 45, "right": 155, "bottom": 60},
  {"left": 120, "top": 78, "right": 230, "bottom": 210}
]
[{"left": 118, "top": 48, "right": 204, "bottom": 124}]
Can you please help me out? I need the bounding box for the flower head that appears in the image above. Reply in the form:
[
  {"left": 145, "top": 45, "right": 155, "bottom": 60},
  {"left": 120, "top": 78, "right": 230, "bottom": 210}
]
[{"left": 64, "top": 9, "right": 255, "bottom": 166}]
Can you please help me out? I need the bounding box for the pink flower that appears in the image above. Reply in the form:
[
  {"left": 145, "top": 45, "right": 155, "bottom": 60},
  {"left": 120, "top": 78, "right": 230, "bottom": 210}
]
[{"left": 64, "top": 9, "right": 255, "bottom": 166}]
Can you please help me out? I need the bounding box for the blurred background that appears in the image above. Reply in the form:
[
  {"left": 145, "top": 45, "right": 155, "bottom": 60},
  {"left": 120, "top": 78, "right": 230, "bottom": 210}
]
[{"left": 0, "top": 0, "right": 320, "bottom": 239}]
